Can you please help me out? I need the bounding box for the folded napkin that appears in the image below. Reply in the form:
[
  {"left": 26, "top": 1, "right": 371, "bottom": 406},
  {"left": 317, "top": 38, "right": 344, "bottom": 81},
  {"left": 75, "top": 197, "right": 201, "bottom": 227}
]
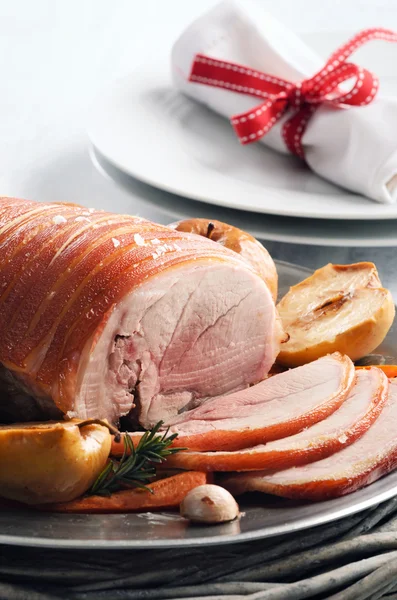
[{"left": 171, "top": 0, "right": 397, "bottom": 204}]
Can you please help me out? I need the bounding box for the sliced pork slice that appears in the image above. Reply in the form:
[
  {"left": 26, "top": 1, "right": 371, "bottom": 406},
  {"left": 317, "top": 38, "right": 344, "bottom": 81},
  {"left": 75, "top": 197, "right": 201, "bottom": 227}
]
[
  {"left": 222, "top": 379, "right": 397, "bottom": 501},
  {"left": 165, "top": 353, "right": 355, "bottom": 452},
  {"left": 165, "top": 368, "right": 388, "bottom": 471},
  {"left": 0, "top": 198, "right": 281, "bottom": 427}
]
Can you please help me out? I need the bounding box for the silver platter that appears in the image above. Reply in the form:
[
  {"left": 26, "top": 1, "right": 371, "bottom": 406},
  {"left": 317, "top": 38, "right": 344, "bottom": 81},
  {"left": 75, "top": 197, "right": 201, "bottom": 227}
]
[{"left": 1, "top": 259, "right": 397, "bottom": 549}]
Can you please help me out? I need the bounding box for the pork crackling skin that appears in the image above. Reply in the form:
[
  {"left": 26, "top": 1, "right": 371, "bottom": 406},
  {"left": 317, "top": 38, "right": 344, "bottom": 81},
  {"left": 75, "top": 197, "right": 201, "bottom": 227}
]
[
  {"left": 0, "top": 198, "right": 282, "bottom": 428},
  {"left": 222, "top": 380, "right": 397, "bottom": 501}
]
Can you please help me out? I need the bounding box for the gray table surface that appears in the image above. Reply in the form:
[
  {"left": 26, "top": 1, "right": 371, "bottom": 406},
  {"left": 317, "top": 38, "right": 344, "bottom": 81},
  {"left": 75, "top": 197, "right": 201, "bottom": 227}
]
[{"left": 2, "top": 496, "right": 397, "bottom": 599}]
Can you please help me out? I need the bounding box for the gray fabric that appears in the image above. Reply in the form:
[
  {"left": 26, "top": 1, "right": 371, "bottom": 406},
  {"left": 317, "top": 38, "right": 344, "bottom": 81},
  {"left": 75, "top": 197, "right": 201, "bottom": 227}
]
[{"left": 2, "top": 498, "right": 397, "bottom": 599}]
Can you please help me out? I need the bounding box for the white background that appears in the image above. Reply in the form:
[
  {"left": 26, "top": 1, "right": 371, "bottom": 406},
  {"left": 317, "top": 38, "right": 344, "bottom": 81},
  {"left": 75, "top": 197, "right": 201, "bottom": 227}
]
[{"left": 1, "top": 0, "right": 397, "bottom": 291}]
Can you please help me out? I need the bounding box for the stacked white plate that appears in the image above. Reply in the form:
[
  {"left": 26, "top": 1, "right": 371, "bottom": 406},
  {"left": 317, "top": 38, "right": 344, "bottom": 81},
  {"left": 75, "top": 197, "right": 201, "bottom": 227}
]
[{"left": 88, "top": 32, "right": 397, "bottom": 247}]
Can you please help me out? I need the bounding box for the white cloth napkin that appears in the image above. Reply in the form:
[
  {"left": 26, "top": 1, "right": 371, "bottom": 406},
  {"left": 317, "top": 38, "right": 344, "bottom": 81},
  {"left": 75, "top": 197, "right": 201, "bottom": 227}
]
[{"left": 171, "top": 0, "right": 397, "bottom": 204}]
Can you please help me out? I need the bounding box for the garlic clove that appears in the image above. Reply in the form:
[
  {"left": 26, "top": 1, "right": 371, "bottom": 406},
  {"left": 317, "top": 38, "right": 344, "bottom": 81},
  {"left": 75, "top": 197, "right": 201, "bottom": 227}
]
[{"left": 180, "top": 484, "right": 240, "bottom": 524}]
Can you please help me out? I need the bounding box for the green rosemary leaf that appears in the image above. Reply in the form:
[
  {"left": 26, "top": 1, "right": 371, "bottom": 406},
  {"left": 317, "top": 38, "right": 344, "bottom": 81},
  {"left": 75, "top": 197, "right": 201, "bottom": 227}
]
[
  {"left": 148, "top": 421, "right": 163, "bottom": 438},
  {"left": 118, "top": 472, "right": 154, "bottom": 484},
  {"left": 144, "top": 451, "right": 167, "bottom": 461},
  {"left": 89, "top": 460, "right": 114, "bottom": 495},
  {"left": 86, "top": 422, "right": 184, "bottom": 497},
  {"left": 123, "top": 480, "right": 154, "bottom": 493}
]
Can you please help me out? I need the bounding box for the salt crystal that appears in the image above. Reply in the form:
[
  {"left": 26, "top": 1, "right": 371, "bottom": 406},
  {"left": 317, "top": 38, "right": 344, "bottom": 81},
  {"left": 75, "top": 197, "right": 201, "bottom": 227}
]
[
  {"left": 134, "top": 233, "right": 146, "bottom": 246},
  {"left": 112, "top": 237, "right": 120, "bottom": 248},
  {"left": 52, "top": 215, "right": 67, "bottom": 225},
  {"left": 338, "top": 434, "right": 348, "bottom": 444},
  {"left": 152, "top": 238, "right": 161, "bottom": 245},
  {"left": 75, "top": 216, "right": 91, "bottom": 223}
]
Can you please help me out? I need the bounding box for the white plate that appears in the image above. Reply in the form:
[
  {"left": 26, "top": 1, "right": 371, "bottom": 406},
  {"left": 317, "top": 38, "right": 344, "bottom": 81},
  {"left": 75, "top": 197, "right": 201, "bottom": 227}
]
[
  {"left": 92, "top": 146, "right": 397, "bottom": 247},
  {"left": 87, "top": 32, "right": 397, "bottom": 221}
]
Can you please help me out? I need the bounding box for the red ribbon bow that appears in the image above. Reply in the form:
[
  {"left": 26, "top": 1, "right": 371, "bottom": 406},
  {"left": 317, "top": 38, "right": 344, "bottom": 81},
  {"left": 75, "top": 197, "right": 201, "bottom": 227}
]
[{"left": 189, "top": 28, "right": 397, "bottom": 158}]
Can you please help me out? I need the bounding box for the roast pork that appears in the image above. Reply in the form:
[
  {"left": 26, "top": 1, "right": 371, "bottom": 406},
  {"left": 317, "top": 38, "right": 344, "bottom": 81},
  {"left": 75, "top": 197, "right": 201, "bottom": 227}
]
[
  {"left": 222, "top": 378, "right": 397, "bottom": 500},
  {"left": 165, "top": 367, "right": 388, "bottom": 470},
  {"left": 0, "top": 198, "right": 281, "bottom": 427},
  {"left": 166, "top": 353, "right": 355, "bottom": 451}
]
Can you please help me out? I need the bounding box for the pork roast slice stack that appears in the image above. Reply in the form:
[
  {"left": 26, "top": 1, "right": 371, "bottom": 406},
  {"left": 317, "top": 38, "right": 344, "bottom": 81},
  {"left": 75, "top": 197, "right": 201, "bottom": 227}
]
[
  {"left": 222, "top": 378, "right": 397, "bottom": 501},
  {"left": 0, "top": 198, "right": 282, "bottom": 427},
  {"left": 164, "top": 353, "right": 355, "bottom": 451},
  {"left": 165, "top": 368, "right": 388, "bottom": 470}
]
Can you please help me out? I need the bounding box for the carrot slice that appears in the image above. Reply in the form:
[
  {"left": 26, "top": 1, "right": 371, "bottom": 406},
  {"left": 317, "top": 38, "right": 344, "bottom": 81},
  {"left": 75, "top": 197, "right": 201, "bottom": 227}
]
[
  {"left": 356, "top": 365, "right": 397, "bottom": 378},
  {"left": 36, "top": 471, "right": 208, "bottom": 513}
]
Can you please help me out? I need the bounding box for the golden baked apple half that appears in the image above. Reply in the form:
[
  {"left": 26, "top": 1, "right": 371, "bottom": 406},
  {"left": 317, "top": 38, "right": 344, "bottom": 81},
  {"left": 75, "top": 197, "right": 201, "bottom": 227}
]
[
  {"left": 0, "top": 420, "right": 111, "bottom": 504},
  {"left": 277, "top": 262, "right": 395, "bottom": 367}
]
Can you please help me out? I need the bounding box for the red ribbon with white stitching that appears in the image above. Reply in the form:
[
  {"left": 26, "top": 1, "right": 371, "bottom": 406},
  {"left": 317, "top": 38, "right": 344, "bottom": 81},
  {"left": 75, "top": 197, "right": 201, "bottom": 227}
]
[{"left": 189, "top": 28, "right": 397, "bottom": 158}]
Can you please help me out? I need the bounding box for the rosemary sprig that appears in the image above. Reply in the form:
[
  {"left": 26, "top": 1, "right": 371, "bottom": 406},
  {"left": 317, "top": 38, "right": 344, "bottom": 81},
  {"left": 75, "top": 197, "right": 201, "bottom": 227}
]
[{"left": 87, "top": 421, "right": 186, "bottom": 497}]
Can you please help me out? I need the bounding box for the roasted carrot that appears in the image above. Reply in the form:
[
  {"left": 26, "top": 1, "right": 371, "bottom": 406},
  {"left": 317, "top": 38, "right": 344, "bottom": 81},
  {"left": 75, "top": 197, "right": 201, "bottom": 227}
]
[
  {"left": 355, "top": 365, "right": 397, "bottom": 378},
  {"left": 36, "top": 471, "right": 209, "bottom": 513},
  {"left": 111, "top": 432, "right": 144, "bottom": 456}
]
